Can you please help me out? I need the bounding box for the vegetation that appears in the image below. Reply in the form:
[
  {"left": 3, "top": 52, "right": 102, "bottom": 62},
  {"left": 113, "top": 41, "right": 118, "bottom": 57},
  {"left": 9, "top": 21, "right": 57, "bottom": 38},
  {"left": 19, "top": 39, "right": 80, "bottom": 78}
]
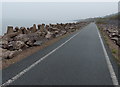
[{"left": 112, "top": 49, "right": 117, "bottom": 54}]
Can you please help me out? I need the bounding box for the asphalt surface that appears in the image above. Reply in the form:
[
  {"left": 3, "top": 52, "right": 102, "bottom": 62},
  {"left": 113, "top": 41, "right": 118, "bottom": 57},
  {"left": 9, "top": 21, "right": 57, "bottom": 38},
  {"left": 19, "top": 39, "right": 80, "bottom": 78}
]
[{"left": 2, "top": 23, "right": 117, "bottom": 85}]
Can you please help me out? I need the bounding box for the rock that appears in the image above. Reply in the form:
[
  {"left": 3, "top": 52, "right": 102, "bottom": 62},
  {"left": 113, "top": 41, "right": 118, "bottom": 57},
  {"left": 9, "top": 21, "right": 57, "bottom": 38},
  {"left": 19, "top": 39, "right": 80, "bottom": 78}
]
[
  {"left": 14, "top": 27, "right": 19, "bottom": 32},
  {"left": 33, "top": 41, "right": 43, "bottom": 46},
  {"left": 0, "top": 48, "right": 7, "bottom": 53},
  {"left": 33, "top": 24, "right": 37, "bottom": 32},
  {"left": 29, "top": 27, "right": 33, "bottom": 33},
  {"left": 111, "top": 37, "right": 119, "bottom": 46},
  {"left": 20, "top": 27, "right": 28, "bottom": 34},
  {"left": 1, "top": 40, "right": 9, "bottom": 49},
  {"left": 14, "top": 34, "right": 29, "bottom": 42},
  {"left": 60, "top": 30, "right": 67, "bottom": 35},
  {"left": 13, "top": 41, "right": 27, "bottom": 50},
  {"left": 6, "top": 26, "right": 14, "bottom": 34},
  {"left": 26, "top": 40, "right": 35, "bottom": 47},
  {"left": 45, "top": 31, "right": 53, "bottom": 39},
  {"left": 51, "top": 28, "right": 59, "bottom": 31},
  {"left": 3, "top": 32, "right": 18, "bottom": 40},
  {"left": 1, "top": 50, "right": 10, "bottom": 59},
  {"left": 38, "top": 24, "right": 41, "bottom": 30},
  {"left": 0, "top": 36, "right": 2, "bottom": 39},
  {"left": 1, "top": 50, "right": 18, "bottom": 59},
  {"left": 40, "top": 24, "right": 45, "bottom": 32},
  {"left": 9, "top": 50, "right": 17, "bottom": 58},
  {"left": 29, "top": 24, "right": 37, "bottom": 33},
  {"left": 17, "top": 28, "right": 23, "bottom": 34}
]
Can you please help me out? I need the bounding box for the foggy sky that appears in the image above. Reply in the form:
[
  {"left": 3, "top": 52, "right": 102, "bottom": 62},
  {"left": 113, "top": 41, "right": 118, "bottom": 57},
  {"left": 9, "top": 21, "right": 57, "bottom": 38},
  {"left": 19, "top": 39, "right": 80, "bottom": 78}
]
[{"left": 2, "top": 2, "right": 118, "bottom": 21}]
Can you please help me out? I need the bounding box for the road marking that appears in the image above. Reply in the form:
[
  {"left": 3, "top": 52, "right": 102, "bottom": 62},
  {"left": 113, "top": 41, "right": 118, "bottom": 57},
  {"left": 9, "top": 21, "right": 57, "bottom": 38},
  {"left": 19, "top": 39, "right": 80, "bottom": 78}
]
[
  {"left": 1, "top": 31, "right": 81, "bottom": 86},
  {"left": 96, "top": 24, "right": 119, "bottom": 85}
]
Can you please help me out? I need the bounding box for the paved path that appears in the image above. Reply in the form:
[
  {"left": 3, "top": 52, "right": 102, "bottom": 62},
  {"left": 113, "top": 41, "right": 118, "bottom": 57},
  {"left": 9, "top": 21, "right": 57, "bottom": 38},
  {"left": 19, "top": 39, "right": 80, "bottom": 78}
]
[{"left": 2, "top": 23, "right": 118, "bottom": 85}]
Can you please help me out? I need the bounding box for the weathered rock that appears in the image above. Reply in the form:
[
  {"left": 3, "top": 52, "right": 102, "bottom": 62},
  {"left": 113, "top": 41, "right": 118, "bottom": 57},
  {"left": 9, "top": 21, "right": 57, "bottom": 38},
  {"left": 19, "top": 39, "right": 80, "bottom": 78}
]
[
  {"left": 0, "top": 48, "right": 7, "bottom": 53},
  {"left": 29, "top": 27, "right": 33, "bottom": 33},
  {"left": 29, "top": 24, "right": 37, "bottom": 33},
  {"left": 40, "top": 24, "right": 45, "bottom": 32},
  {"left": 6, "top": 26, "right": 14, "bottom": 34},
  {"left": 8, "top": 50, "right": 18, "bottom": 58},
  {"left": 1, "top": 40, "right": 9, "bottom": 49},
  {"left": 38, "top": 24, "right": 41, "bottom": 30},
  {"left": 3, "top": 32, "right": 18, "bottom": 41},
  {"left": 14, "top": 27, "right": 19, "bottom": 32},
  {"left": 26, "top": 40, "right": 35, "bottom": 46},
  {"left": 1, "top": 50, "right": 18, "bottom": 59},
  {"left": 45, "top": 31, "right": 53, "bottom": 39},
  {"left": 14, "top": 34, "right": 29, "bottom": 42},
  {"left": 33, "top": 41, "right": 43, "bottom": 46},
  {"left": 20, "top": 27, "right": 28, "bottom": 34},
  {"left": 13, "top": 41, "right": 27, "bottom": 50},
  {"left": 33, "top": 24, "right": 37, "bottom": 32},
  {"left": 60, "top": 30, "right": 67, "bottom": 35}
]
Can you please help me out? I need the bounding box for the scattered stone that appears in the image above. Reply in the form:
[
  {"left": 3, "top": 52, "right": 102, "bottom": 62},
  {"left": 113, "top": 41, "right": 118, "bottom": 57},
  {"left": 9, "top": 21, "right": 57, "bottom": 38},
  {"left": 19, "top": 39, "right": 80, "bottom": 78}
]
[{"left": 1, "top": 22, "right": 89, "bottom": 59}]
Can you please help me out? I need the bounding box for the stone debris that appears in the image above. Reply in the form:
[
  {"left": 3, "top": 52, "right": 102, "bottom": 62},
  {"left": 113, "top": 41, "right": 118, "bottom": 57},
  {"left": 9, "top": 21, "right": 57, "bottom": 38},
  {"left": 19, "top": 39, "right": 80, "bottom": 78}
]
[
  {"left": 0, "top": 21, "right": 89, "bottom": 59},
  {"left": 97, "top": 24, "right": 120, "bottom": 47}
]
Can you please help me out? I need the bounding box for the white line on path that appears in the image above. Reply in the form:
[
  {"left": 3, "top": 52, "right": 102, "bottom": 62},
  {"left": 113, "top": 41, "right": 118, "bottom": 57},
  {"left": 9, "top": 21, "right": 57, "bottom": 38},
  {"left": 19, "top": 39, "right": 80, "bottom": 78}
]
[
  {"left": 1, "top": 31, "right": 81, "bottom": 86},
  {"left": 96, "top": 24, "right": 119, "bottom": 85}
]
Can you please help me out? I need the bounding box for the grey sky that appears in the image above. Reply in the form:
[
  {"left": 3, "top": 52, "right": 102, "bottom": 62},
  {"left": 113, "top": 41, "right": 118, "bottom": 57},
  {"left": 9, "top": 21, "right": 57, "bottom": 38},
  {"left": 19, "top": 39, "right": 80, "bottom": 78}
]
[{"left": 2, "top": 2, "right": 118, "bottom": 21}]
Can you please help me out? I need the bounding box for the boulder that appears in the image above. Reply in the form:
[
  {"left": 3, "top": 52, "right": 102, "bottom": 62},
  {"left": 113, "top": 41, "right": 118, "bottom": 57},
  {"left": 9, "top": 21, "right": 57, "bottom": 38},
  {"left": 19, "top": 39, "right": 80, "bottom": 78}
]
[
  {"left": 40, "top": 24, "right": 45, "bottom": 32},
  {"left": 6, "top": 26, "right": 14, "bottom": 34},
  {"left": 1, "top": 40, "right": 9, "bottom": 49},
  {"left": 26, "top": 40, "right": 35, "bottom": 46},
  {"left": 38, "top": 24, "right": 41, "bottom": 30},
  {"left": 33, "top": 24, "right": 37, "bottom": 32},
  {"left": 45, "top": 31, "right": 53, "bottom": 39},
  {"left": 17, "top": 28, "right": 23, "bottom": 34},
  {"left": 14, "top": 34, "right": 29, "bottom": 42},
  {"left": 8, "top": 50, "right": 18, "bottom": 58},
  {"left": 20, "top": 27, "right": 28, "bottom": 34},
  {"left": 14, "top": 27, "right": 19, "bottom": 32},
  {"left": 1, "top": 50, "right": 18, "bottom": 59},
  {"left": 0, "top": 48, "right": 7, "bottom": 53},
  {"left": 33, "top": 41, "right": 43, "bottom": 46},
  {"left": 3, "top": 32, "right": 18, "bottom": 40},
  {"left": 13, "top": 41, "right": 27, "bottom": 50}
]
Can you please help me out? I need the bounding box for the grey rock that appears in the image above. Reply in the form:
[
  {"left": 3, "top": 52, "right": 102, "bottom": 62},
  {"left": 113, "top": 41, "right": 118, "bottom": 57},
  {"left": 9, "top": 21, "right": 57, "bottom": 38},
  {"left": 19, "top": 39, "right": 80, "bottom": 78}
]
[
  {"left": 6, "top": 26, "right": 14, "bottom": 34},
  {"left": 34, "top": 41, "right": 43, "bottom": 46}
]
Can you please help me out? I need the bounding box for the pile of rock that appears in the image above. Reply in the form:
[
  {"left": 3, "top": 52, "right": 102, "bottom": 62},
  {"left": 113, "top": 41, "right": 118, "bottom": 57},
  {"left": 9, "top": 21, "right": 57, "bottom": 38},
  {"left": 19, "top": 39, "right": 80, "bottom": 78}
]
[
  {"left": 97, "top": 24, "right": 120, "bottom": 47},
  {"left": 0, "top": 22, "right": 89, "bottom": 59}
]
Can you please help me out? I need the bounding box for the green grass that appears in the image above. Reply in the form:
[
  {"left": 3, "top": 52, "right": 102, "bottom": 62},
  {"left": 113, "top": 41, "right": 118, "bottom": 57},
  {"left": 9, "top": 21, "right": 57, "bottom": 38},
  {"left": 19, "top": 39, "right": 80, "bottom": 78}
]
[{"left": 112, "top": 49, "right": 117, "bottom": 54}]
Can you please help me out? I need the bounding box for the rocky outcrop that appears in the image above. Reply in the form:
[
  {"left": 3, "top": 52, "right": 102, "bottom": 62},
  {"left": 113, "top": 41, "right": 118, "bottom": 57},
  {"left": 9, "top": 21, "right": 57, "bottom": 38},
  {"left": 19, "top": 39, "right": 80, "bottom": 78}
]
[{"left": 0, "top": 21, "right": 89, "bottom": 59}]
